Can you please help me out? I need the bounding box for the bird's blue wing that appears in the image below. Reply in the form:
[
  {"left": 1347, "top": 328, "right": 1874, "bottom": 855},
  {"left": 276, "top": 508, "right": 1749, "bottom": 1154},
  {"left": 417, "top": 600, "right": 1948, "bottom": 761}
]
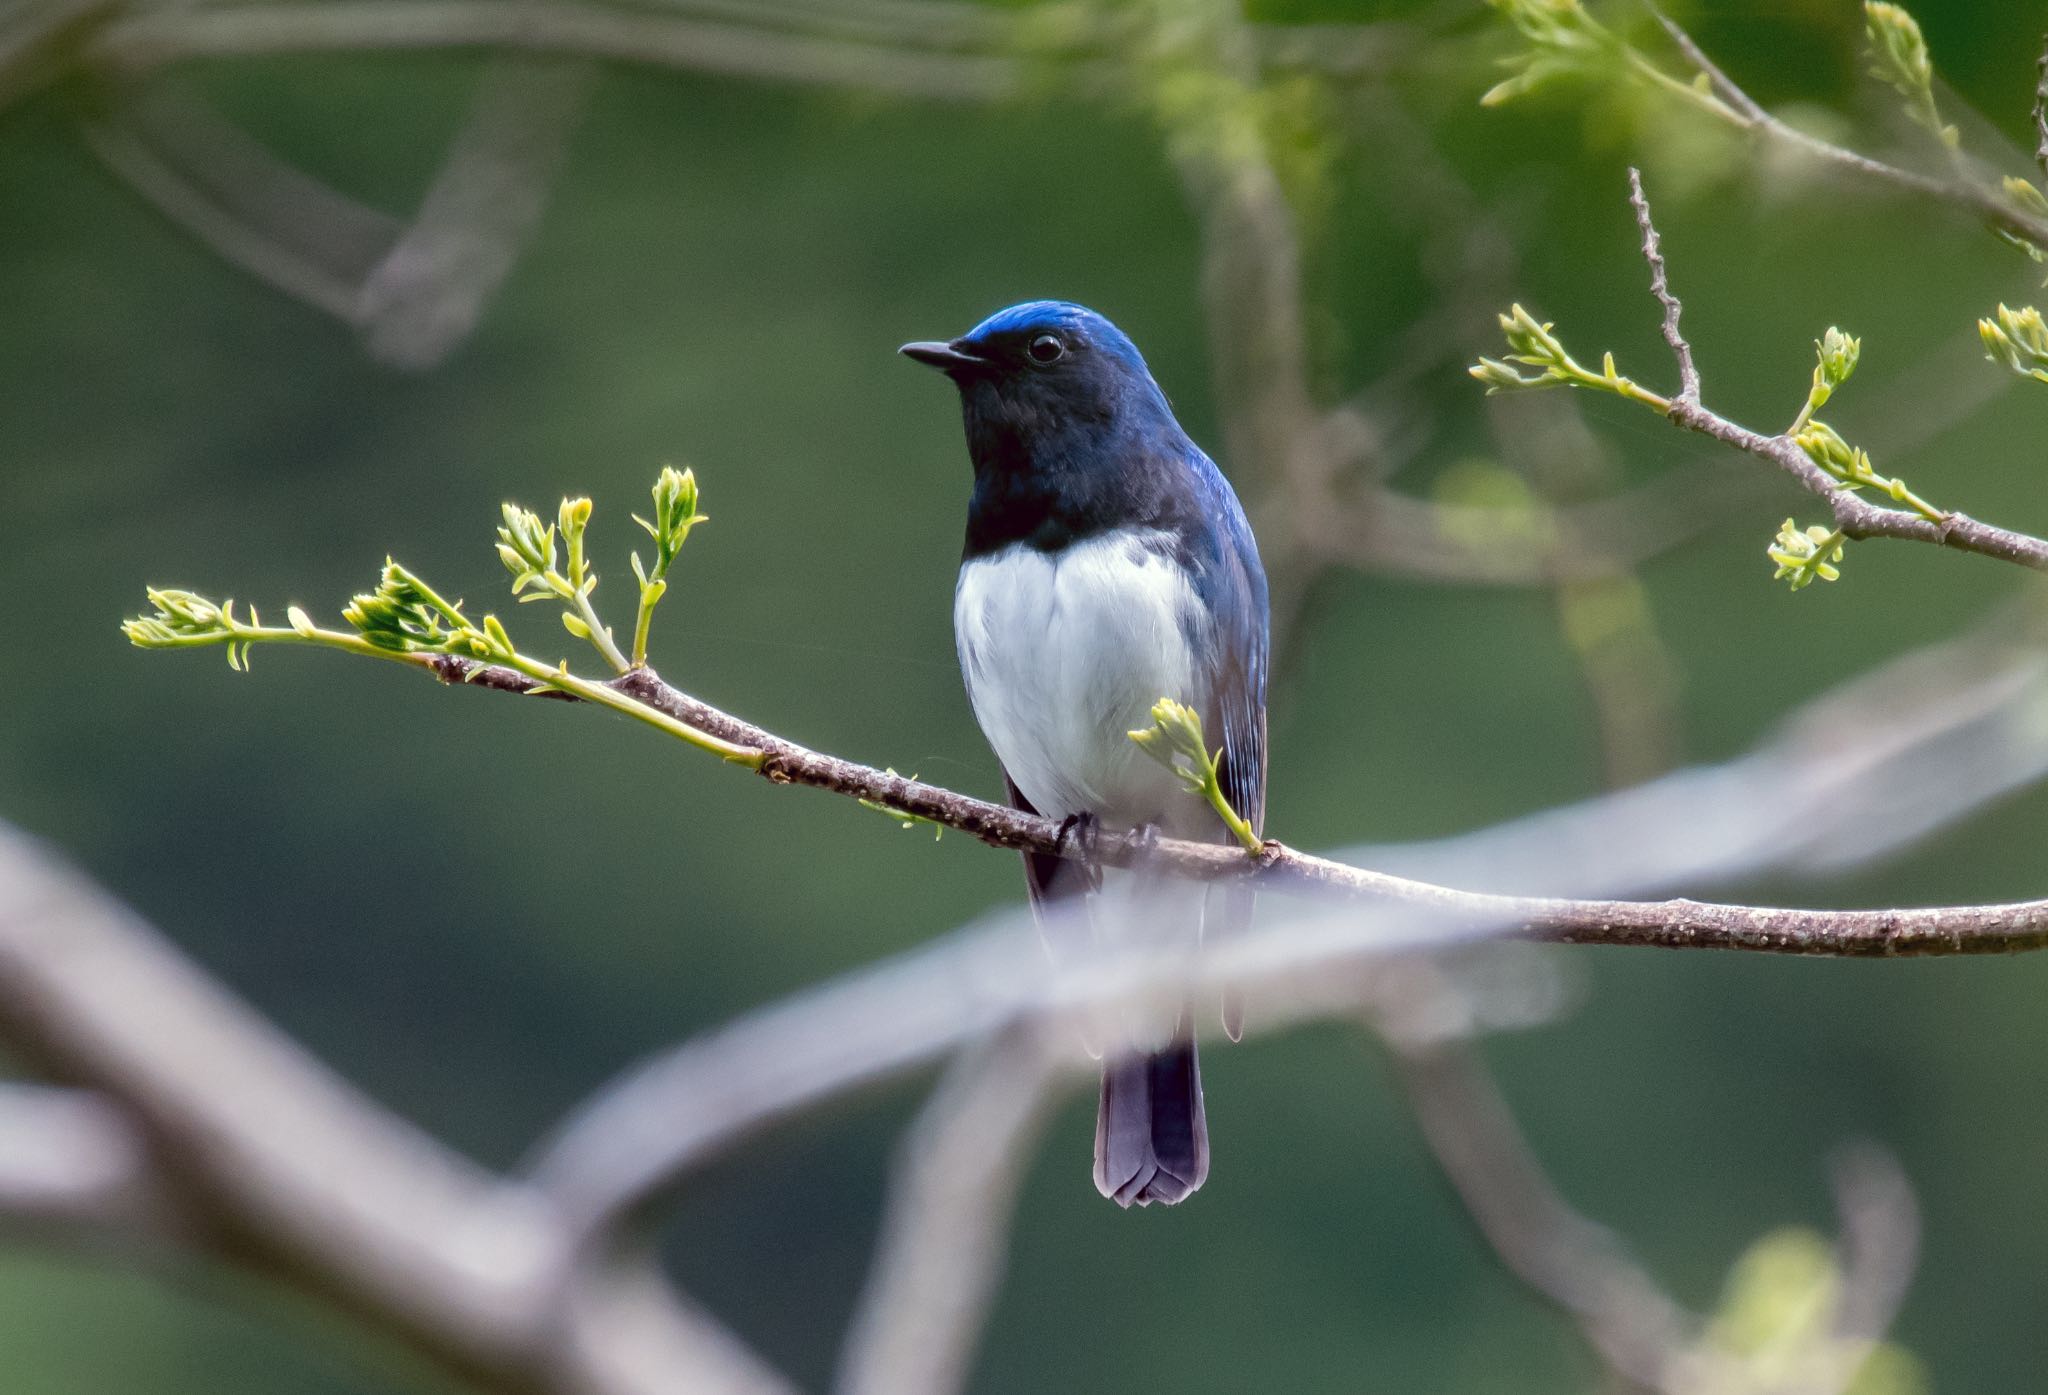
[
  {"left": 1179, "top": 447, "right": 1268, "bottom": 1039},
  {"left": 1182, "top": 450, "right": 1268, "bottom": 841}
]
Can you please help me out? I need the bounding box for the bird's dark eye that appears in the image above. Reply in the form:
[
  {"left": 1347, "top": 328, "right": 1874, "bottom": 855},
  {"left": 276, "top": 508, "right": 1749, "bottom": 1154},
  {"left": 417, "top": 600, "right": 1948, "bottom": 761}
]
[{"left": 1027, "top": 333, "right": 1066, "bottom": 365}]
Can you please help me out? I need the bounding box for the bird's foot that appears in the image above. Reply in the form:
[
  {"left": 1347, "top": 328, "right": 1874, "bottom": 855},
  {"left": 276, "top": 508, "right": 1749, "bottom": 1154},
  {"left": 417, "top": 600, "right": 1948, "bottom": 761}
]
[
  {"left": 1055, "top": 812, "right": 1105, "bottom": 891},
  {"left": 1123, "top": 820, "right": 1163, "bottom": 867}
]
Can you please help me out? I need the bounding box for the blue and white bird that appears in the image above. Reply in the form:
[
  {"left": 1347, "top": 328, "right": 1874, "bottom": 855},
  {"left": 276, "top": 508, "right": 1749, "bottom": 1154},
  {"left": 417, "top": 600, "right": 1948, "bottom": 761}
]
[{"left": 902, "top": 301, "right": 1269, "bottom": 1207}]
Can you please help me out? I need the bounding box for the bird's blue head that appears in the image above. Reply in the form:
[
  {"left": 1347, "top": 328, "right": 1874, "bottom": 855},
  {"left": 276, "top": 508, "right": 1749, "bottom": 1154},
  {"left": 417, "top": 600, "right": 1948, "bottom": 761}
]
[{"left": 900, "top": 301, "right": 1182, "bottom": 472}]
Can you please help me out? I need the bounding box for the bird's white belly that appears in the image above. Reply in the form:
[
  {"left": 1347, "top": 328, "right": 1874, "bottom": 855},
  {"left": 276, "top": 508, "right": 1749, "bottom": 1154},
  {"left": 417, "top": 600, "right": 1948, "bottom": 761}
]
[{"left": 955, "top": 531, "right": 1205, "bottom": 830}]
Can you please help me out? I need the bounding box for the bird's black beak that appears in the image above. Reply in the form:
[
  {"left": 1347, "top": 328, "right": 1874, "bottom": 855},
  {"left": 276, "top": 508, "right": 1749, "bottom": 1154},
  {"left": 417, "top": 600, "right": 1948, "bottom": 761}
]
[{"left": 899, "top": 339, "right": 984, "bottom": 373}]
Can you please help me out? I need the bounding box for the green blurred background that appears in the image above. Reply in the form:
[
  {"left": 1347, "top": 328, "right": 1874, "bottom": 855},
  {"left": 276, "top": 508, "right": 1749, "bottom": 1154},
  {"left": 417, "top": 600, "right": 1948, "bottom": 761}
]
[{"left": 6, "top": 1, "right": 2048, "bottom": 1389}]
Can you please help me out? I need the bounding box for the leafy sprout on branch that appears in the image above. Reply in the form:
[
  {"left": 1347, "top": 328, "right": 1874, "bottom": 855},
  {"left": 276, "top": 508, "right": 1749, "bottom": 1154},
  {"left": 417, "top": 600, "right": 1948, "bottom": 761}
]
[
  {"left": 1979, "top": 303, "right": 2048, "bottom": 383},
  {"left": 1767, "top": 521, "right": 1848, "bottom": 592},
  {"left": 1126, "top": 699, "right": 1263, "bottom": 855},
  {"left": 497, "top": 493, "right": 630, "bottom": 671},
  {"left": 1470, "top": 299, "right": 1958, "bottom": 591},
  {"left": 1862, "top": 1, "right": 1956, "bottom": 152},
  {"left": 1478, "top": 0, "right": 1740, "bottom": 124},
  {"left": 1469, "top": 305, "right": 1672, "bottom": 410},
  {"left": 630, "top": 466, "right": 707, "bottom": 669},
  {"left": 1483, "top": 0, "right": 2048, "bottom": 258},
  {"left": 1791, "top": 328, "right": 1860, "bottom": 436},
  {"left": 124, "top": 469, "right": 757, "bottom": 764},
  {"left": 122, "top": 469, "right": 1265, "bottom": 851}
]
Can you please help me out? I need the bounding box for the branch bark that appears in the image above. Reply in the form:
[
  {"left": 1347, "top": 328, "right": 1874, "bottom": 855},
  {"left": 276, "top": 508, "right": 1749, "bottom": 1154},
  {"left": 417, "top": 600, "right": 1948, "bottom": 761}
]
[
  {"left": 411, "top": 653, "right": 2048, "bottom": 956},
  {"left": 1620, "top": 168, "right": 2048, "bottom": 572}
]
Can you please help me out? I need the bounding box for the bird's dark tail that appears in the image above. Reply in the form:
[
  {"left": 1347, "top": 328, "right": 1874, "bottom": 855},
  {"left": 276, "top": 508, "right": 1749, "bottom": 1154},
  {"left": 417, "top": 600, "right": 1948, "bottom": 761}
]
[{"left": 1093, "top": 1033, "right": 1207, "bottom": 1207}]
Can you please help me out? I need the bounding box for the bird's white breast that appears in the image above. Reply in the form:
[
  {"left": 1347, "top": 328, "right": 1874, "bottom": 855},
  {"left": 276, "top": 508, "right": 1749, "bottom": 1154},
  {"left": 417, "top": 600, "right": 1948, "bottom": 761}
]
[{"left": 955, "top": 530, "right": 1206, "bottom": 829}]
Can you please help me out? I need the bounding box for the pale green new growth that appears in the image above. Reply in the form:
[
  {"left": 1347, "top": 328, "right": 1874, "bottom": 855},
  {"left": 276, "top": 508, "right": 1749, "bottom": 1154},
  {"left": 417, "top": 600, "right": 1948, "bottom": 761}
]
[
  {"left": 1478, "top": 0, "right": 1621, "bottom": 110},
  {"left": 631, "top": 465, "right": 707, "bottom": 669},
  {"left": 1863, "top": 2, "right": 1957, "bottom": 152},
  {"left": 1479, "top": 0, "right": 1742, "bottom": 124},
  {"left": 1789, "top": 327, "right": 1860, "bottom": 434},
  {"left": 121, "top": 590, "right": 269, "bottom": 671},
  {"left": 1485, "top": 0, "right": 2048, "bottom": 266},
  {"left": 1471, "top": 308, "right": 1951, "bottom": 592},
  {"left": 344, "top": 561, "right": 478, "bottom": 654},
  {"left": 1768, "top": 520, "right": 1846, "bottom": 591},
  {"left": 1978, "top": 303, "right": 2048, "bottom": 383},
  {"left": 1485, "top": 0, "right": 1958, "bottom": 161},
  {"left": 1127, "top": 698, "right": 1262, "bottom": 855},
  {"left": 497, "top": 494, "right": 630, "bottom": 672},
  {"left": 125, "top": 469, "right": 757, "bottom": 765},
  {"left": 1996, "top": 178, "right": 2048, "bottom": 263},
  {"left": 1697, "top": 1226, "right": 1927, "bottom": 1395},
  {"left": 1469, "top": 304, "right": 1673, "bottom": 410},
  {"left": 1792, "top": 420, "right": 1943, "bottom": 521}
]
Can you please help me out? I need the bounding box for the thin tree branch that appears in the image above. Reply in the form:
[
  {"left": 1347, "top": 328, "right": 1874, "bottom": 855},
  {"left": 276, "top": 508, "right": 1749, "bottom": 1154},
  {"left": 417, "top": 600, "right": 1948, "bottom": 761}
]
[
  {"left": 2036, "top": 32, "right": 2048, "bottom": 181},
  {"left": 392, "top": 653, "right": 2048, "bottom": 955},
  {"left": 518, "top": 614, "right": 2015, "bottom": 1320},
  {"left": 85, "top": 2, "right": 1029, "bottom": 103},
  {"left": 832, "top": 1030, "right": 1062, "bottom": 1395},
  {"left": 1626, "top": 167, "right": 1698, "bottom": 407},
  {"left": 59, "top": 0, "right": 1414, "bottom": 98},
  {"left": 1382, "top": 1010, "right": 1688, "bottom": 1391},
  {"left": 355, "top": 56, "right": 595, "bottom": 369},
  {"left": 1670, "top": 391, "right": 2048, "bottom": 566},
  {"left": 1619, "top": 168, "right": 2048, "bottom": 571},
  {"left": 1645, "top": 4, "right": 1764, "bottom": 125},
  {"left": 1643, "top": 4, "right": 2048, "bottom": 251},
  {"left": 78, "top": 83, "right": 395, "bottom": 322}
]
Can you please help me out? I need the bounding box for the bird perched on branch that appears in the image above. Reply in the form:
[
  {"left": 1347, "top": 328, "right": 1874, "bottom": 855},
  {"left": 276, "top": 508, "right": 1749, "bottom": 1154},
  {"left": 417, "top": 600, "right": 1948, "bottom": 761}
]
[{"left": 902, "top": 301, "right": 1269, "bottom": 1207}]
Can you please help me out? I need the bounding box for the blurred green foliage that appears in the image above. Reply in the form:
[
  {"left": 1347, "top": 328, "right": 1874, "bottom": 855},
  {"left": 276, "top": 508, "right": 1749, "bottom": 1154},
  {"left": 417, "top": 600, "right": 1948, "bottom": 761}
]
[{"left": 7, "top": 2, "right": 2048, "bottom": 1392}]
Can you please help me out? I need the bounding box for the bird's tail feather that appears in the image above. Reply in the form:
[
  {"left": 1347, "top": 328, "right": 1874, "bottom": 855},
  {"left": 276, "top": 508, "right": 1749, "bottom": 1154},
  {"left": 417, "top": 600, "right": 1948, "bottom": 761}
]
[{"left": 1094, "top": 1033, "right": 1207, "bottom": 1207}]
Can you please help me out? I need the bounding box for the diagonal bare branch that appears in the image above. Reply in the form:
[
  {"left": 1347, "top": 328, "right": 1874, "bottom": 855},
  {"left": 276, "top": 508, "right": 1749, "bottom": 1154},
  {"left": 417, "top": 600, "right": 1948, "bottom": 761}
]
[
  {"left": 0, "top": 1085, "right": 169, "bottom": 1243},
  {"left": 1643, "top": 3, "right": 1764, "bottom": 125},
  {"left": 1626, "top": 167, "right": 1699, "bottom": 406},
  {"left": 79, "top": 81, "right": 397, "bottom": 321},
  {"left": 833, "top": 1029, "right": 1062, "bottom": 1395},
  {"left": 0, "top": 820, "right": 794, "bottom": 1395},
  {"left": 357, "top": 56, "right": 595, "bottom": 368},
  {"left": 0, "top": 0, "right": 113, "bottom": 108},
  {"left": 1639, "top": 5, "right": 2048, "bottom": 250},
  {"left": 1381, "top": 1004, "right": 1689, "bottom": 1390}
]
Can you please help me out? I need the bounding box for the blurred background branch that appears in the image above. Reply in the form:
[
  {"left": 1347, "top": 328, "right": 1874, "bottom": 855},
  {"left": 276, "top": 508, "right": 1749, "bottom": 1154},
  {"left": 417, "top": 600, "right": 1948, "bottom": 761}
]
[{"left": 0, "top": 821, "right": 793, "bottom": 1395}]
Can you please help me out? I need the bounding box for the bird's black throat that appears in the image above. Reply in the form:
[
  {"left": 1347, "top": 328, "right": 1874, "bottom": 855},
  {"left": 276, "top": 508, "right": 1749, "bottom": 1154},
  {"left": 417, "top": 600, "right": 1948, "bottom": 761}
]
[{"left": 956, "top": 378, "right": 1205, "bottom": 562}]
